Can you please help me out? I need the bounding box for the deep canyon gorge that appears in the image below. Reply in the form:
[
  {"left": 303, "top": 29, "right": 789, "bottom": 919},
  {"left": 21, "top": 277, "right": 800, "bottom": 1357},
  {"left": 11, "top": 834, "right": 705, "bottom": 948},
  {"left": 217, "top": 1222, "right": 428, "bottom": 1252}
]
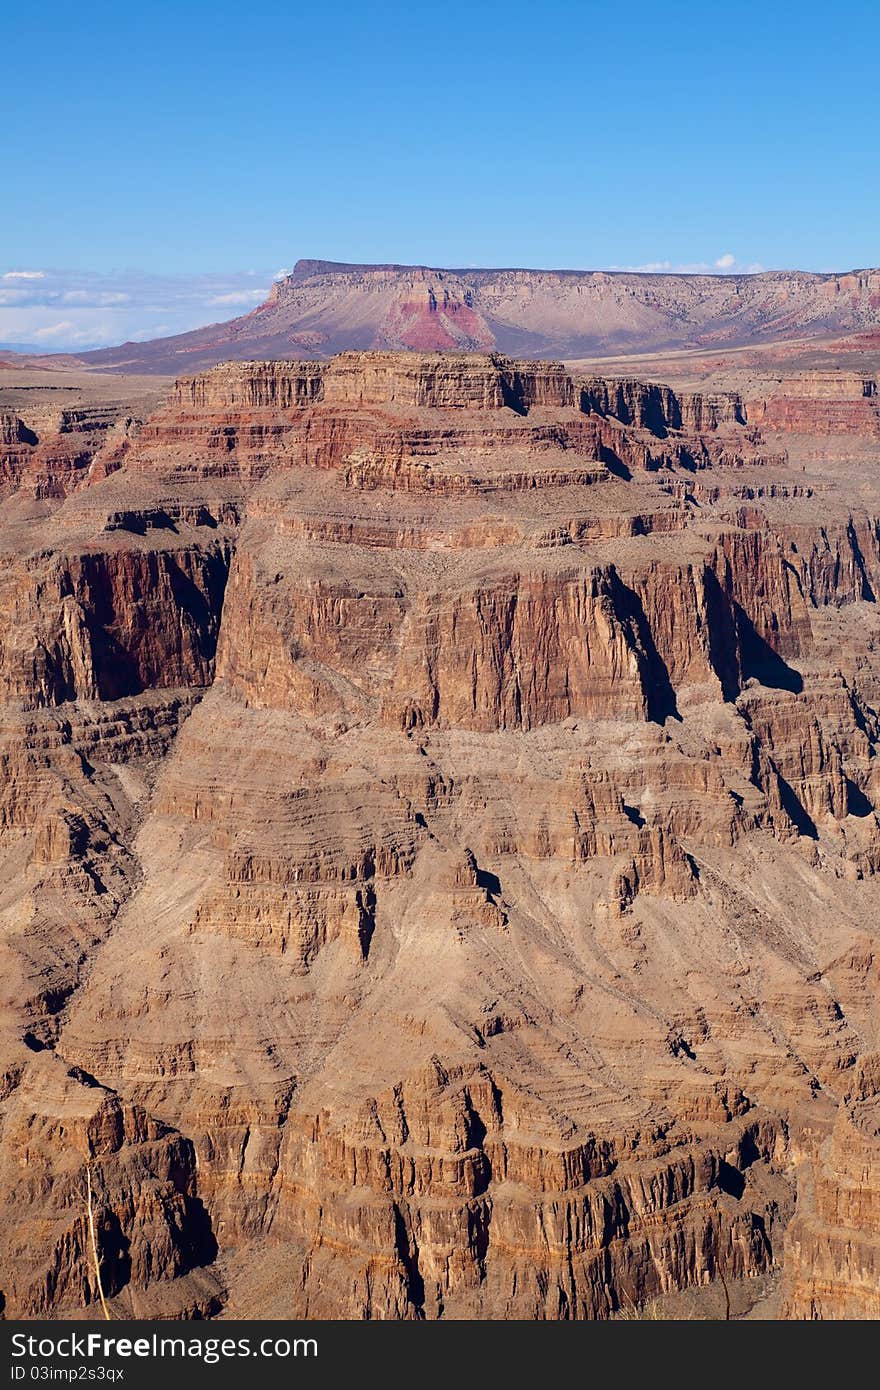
[{"left": 0, "top": 341, "right": 879, "bottom": 1320}]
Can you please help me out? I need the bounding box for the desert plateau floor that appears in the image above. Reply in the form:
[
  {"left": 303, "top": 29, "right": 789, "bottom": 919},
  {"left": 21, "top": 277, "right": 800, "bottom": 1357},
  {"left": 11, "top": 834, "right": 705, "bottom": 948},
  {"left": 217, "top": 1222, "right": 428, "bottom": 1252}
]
[{"left": 0, "top": 349, "right": 878, "bottom": 1319}]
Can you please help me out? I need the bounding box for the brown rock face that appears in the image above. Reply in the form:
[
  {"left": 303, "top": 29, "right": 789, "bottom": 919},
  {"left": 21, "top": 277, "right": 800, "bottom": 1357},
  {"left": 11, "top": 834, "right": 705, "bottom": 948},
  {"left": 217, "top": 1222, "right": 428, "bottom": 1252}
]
[
  {"left": 782, "top": 1053, "right": 880, "bottom": 1319},
  {"left": 0, "top": 350, "right": 878, "bottom": 1320},
  {"left": 746, "top": 372, "right": 880, "bottom": 439}
]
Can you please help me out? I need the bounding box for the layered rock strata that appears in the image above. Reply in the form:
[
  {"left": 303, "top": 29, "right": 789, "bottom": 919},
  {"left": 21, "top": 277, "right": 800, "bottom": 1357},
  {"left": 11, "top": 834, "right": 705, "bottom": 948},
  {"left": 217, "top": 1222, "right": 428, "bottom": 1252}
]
[{"left": 0, "top": 352, "right": 878, "bottom": 1319}]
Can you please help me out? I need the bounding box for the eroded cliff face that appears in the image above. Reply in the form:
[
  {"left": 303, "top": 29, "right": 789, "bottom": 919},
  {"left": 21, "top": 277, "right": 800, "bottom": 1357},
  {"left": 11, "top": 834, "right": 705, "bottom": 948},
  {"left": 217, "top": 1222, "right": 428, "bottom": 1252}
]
[
  {"left": 782, "top": 1052, "right": 880, "bottom": 1319},
  {"left": 0, "top": 352, "right": 878, "bottom": 1319},
  {"left": 745, "top": 372, "right": 880, "bottom": 440}
]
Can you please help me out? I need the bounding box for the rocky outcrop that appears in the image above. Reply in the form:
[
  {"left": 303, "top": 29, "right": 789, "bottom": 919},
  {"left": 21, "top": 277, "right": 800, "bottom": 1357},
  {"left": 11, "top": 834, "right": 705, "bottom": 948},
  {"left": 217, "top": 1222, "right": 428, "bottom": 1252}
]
[
  {"left": 0, "top": 1052, "right": 221, "bottom": 1318},
  {"left": 0, "top": 398, "right": 154, "bottom": 498},
  {"left": 746, "top": 372, "right": 880, "bottom": 438},
  {"left": 782, "top": 1052, "right": 880, "bottom": 1319},
  {"left": 0, "top": 543, "right": 230, "bottom": 706},
  {"left": 580, "top": 377, "right": 745, "bottom": 433},
  {"left": 173, "top": 361, "right": 325, "bottom": 410},
  {"left": 1, "top": 412, "right": 37, "bottom": 446},
  {"left": 150, "top": 355, "right": 770, "bottom": 491}
]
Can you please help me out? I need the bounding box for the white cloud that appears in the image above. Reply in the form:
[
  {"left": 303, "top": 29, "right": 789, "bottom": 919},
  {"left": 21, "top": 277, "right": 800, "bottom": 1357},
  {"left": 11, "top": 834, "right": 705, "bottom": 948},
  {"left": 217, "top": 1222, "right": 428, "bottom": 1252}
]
[
  {"left": 0, "top": 267, "right": 279, "bottom": 349},
  {"left": 131, "top": 324, "right": 172, "bottom": 340},
  {"left": 30, "top": 320, "right": 119, "bottom": 347},
  {"left": 609, "top": 254, "right": 762, "bottom": 276},
  {"left": 273, "top": 267, "right": 293, "bottom": 281},
  {"left": 32, "top": 320, "right": 80, "bottom": 340},
  {"left": 61, "top": 289, "right": 131, "bottom": 305},
  {"left": 610, "top": 260, "right": 712, "bottom": 274},
  {"left": 205, "top": 288, "right": 268, "bottom": 306}
]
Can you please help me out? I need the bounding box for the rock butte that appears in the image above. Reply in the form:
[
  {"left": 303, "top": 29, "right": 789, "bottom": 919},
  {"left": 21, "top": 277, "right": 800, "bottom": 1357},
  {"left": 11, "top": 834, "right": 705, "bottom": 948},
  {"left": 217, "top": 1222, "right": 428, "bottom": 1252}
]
[{"left": 0, "top": 349, "right": 878, "bottom": 1320}]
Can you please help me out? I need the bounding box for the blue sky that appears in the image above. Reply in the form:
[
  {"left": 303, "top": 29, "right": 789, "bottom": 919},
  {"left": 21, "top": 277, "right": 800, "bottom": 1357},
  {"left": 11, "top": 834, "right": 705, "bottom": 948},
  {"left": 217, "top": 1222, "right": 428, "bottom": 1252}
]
[{"left": 4, "top": 0, "right": 878, "bottom": 348}]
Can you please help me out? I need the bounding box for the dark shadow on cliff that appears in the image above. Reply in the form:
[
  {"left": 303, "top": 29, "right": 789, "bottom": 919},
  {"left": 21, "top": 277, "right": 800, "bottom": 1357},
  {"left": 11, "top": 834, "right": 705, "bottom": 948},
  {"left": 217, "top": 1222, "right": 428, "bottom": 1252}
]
[
  {"left": 167, "top": 552, "right": 230, "bottom": 663},
  {"left": 611, "top": 575, "right": 681, "bottom": 723},
  {"left": 86, "top": 627, "right": 146, "bottom": 701},
  {"left": 734, "top": 602, "right": 804, "bottom": 694},
  {"left": 717, "top": 1159, "right": 746, "bottom": 1200},
  {"left": 845, "top": 777, "right": 874, "bottom": 818},
  {"left": 847, "top": 519, "right": 877, "bottom": 602},
  {"left": 702, "top": 571, "right": 742, "bottom": 702},
  {"left": 499, "top": 376, "right": 529, "bottom": 416},
  {"left": 181, "top": 1195, "right": 219, "bottom": 1268},
  {"left": 776, "top": 774, "right": 818, "bottom": 839},
  {"left": 393, "top": 1204, "right": 426, "bottom": 1316},
  {"left": 100, "top": 1213, "right": 133, "bottom": 1298},
  {"left": 598, "top": 445, "right": 632, "bottom": 480},
  {"left": 113, "top": 509, "right": 179, "bottom": 536},
  {"left": 474, "top": 865, "right": 501, "bottom": 897}
]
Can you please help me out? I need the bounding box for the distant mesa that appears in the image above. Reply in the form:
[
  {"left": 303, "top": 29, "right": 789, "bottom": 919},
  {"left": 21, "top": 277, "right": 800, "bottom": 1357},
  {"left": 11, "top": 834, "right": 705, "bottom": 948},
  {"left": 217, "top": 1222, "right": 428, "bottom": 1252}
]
[{"left": 24, "top": 259, "right": 880, "bottom": 375}]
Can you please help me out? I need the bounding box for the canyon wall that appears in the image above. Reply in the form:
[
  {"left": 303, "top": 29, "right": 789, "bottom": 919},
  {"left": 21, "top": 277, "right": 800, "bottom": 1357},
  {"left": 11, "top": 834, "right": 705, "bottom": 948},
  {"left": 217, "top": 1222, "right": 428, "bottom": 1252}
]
[
  {"left": 745, "top": 372, "right": 880, "bottom": 439},
  {"left": 0, "top": 352, "right": 878, "bottom": 1319}
]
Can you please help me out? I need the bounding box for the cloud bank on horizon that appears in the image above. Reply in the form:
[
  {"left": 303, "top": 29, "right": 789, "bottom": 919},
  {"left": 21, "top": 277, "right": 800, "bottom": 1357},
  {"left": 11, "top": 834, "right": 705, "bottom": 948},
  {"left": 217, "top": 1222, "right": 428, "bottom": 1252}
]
[
  {"left": 2, "top": 255, "right": 764, "bottom": 352},
  {"left": 610, "top": 253, "right": 765, "bottom": 274},
  {"left": 0, "top": 268, "right": 284, "bottom": 351}
]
